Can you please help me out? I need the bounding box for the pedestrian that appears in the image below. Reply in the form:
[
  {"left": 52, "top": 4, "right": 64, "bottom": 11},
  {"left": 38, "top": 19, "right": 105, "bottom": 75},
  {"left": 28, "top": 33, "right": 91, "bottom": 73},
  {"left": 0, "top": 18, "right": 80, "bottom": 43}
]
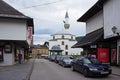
[{"left": 18, "top": 53, "right": 22, "bottom": 64}]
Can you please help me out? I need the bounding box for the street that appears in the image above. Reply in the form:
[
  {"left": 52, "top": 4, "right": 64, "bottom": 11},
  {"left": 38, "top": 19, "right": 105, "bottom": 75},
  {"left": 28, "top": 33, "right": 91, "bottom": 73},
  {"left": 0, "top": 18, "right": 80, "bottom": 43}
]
[{"left": 30, "top": 59, "right": 120, "bottom": 80}]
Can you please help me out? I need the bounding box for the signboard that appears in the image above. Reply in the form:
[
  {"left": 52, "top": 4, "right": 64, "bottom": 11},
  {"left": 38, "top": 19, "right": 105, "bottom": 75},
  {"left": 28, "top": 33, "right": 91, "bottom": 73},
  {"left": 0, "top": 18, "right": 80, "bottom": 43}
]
[
  {"left": 4, "top": 44, "right": 12, "bottom": 53},
  {"left": 98, "top": 48, "right": 109, "bottom": 63},
  {"left": 111, "top": 49, "right": 117, "bottom": 63},
  {"left": 27, "top": 27, "right": 33, "bottom": 45}
]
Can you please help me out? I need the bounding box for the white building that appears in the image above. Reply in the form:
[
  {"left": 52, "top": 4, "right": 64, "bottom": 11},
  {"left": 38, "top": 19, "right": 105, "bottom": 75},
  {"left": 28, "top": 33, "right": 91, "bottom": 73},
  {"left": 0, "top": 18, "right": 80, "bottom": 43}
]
[
  {"left": 49, "top": 12, "right": 82, "bottom": 55},
  {"left": 0, "top": 0, "right": 34, "bottom": 66},
  {"left": 74, "top": 0, "right": 120, "bottom": 65}
]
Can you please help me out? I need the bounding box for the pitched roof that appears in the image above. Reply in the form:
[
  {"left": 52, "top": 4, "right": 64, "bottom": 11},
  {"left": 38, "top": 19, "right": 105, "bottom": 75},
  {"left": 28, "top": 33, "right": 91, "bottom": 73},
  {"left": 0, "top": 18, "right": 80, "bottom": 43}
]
[
  {"left": 0, "top": 0, "right": 27, "bottom": 18},
  {"left": 77, "top": 0, "right": 108, "bottom": 22},
  {"left": 72, "top": 28, "right": 104, "bottom": 48}
]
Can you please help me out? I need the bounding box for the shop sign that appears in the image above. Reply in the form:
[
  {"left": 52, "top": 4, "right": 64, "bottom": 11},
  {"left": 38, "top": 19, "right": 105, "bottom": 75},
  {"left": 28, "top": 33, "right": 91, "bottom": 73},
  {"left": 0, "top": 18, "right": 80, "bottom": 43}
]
[
  {"left": 90, "top": 45, "right": 97, "bottom": 48},
  {"left": 4, "top": 44, "right": 12, "bottom": 53}
]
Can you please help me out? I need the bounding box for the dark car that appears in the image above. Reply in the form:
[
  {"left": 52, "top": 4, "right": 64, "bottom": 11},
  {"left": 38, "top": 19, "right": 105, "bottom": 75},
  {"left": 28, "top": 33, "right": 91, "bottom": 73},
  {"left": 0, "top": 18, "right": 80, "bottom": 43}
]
[
  {"left": 59, "top": 55, "right": 73, "bottom": 67},
  {"left": 71, "top": 56, "right": 112, "bottom": 77}
]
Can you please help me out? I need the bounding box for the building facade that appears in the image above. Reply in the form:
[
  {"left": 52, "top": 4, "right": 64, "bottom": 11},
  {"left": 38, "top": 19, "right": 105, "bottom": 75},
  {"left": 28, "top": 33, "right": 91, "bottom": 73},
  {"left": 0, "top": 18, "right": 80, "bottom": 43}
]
[
  {"left": 0, "top": 0, "right": 34, "bottom": 66},
  {"left": 32, "top": 43, "right": 49, "bottom": 58},
  {"left": 49, "top": 12, "right": 82, "bottom": 55},
  {"left": 73, "top": 0, "right": 120, "bottom": 65}
]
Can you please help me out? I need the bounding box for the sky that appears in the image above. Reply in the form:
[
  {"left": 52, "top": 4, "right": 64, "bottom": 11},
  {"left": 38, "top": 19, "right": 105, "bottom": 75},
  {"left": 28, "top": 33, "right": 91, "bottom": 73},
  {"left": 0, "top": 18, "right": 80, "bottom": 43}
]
[{"left": 4, "top": 0, "right": 98, "bottom": 45}]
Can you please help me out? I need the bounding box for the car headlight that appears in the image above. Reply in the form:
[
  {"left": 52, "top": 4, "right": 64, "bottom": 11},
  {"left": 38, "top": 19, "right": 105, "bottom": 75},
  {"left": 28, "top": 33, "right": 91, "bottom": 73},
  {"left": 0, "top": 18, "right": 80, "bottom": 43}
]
[{"left": 89, "top": 68, "right": 98, "bottom": 71}]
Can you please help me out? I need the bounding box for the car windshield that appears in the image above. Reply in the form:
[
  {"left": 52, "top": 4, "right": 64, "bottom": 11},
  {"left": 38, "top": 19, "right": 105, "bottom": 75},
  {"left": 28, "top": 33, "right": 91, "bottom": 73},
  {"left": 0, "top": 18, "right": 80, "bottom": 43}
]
[
  {"left": 83, "top": 58, "right": 91, "bottom": 64},
  {"left": 63, "top": 57, "right": 71, "bottom": 60},
  {"left": 89, "top": 58, "right": 100, "bottom": 64},
  {"left": 83, "top": 58, "right": 100, "bottom": 64}
]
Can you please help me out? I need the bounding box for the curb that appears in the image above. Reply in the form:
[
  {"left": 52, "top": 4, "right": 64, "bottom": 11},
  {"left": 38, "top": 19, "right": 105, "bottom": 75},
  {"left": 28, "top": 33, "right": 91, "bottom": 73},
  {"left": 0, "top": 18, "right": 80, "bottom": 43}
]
[
  {"left": 25, "top": 59, "right": 35, "bottom": 80},
  {"left": 112, "top": 73, "right": 120, "bottom": 76}
]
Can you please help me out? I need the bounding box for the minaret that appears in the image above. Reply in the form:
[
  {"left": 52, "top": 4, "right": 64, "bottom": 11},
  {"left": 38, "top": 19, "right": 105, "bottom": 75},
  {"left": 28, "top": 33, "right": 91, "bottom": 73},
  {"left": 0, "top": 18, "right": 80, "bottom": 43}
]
[{"left": 64, "top": 11, "right": 70, "bottom": 29}]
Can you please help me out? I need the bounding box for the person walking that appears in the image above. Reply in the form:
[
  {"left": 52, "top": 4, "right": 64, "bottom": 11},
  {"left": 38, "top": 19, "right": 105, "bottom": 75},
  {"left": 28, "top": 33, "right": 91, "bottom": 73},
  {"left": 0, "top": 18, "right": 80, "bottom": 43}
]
[{"left": 18, "top": 53, "right": 22, "bottom": 64}]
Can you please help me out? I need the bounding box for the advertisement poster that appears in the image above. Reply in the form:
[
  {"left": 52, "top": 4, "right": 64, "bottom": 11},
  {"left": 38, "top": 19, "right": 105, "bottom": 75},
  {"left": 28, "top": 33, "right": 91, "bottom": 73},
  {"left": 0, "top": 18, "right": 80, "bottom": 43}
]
[
  {"left": 98, "top": 48, "right": 109, "bottom": 63},
  {"left": 0, "top": 48, "right": 3, "bottom": 61},
  {"left": 111, "top": 49, "right": 117, "bottom": 63}
]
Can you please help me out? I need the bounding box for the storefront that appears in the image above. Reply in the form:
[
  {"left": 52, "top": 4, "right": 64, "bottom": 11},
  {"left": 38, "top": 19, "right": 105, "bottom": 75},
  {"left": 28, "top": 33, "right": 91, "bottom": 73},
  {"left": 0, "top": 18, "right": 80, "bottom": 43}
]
[{"left": 72, "top": 28, "right": 112, "bottom": 64}]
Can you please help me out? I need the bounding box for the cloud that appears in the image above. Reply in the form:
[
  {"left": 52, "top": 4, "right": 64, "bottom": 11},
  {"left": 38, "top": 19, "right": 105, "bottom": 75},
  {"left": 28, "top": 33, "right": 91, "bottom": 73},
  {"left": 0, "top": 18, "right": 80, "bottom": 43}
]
[
  {"left": 35, "top": 29, "right": 53, "bottom": 34},
  {"left": 4, "top": 0, "right": 98, "bottom": 44},
  {"left": 33, "top": 34, "right": 50, "bottom": 44}
]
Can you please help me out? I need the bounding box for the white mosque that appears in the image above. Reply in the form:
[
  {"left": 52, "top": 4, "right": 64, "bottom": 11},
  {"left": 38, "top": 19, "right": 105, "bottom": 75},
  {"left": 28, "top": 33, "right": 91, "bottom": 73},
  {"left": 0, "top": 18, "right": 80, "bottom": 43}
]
[{"left": 49, "top": 12, "right": 82, "bottom": 55}]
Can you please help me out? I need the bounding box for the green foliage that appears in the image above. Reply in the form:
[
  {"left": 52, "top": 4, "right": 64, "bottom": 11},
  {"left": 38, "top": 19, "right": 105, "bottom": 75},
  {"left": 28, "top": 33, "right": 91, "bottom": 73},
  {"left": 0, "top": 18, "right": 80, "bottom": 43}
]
[{"left": 72, "top": 55, "right": 81, "bottom": 59}]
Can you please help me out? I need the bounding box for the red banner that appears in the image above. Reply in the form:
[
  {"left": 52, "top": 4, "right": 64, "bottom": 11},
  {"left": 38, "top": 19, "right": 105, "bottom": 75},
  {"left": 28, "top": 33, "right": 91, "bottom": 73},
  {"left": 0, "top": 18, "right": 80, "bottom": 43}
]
[{"left": 98, "top": 48, "right": 109, "bottom": 63}]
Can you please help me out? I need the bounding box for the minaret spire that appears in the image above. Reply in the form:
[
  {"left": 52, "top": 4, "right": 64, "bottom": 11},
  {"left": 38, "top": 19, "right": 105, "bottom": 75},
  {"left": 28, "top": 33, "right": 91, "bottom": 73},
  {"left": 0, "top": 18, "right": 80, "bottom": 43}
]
[{"left": 64, "top": 11, "right": 70, "bottom": 29}]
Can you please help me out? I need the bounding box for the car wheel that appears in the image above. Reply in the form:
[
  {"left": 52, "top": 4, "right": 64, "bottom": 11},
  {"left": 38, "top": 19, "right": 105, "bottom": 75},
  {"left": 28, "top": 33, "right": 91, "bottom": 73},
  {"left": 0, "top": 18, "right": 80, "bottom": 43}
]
[
  {"left": 83, "top": 69, "right": 89, "bottom": 77},
  {"left": 71, "top": 65, "right": 75, "bottom": 71}
]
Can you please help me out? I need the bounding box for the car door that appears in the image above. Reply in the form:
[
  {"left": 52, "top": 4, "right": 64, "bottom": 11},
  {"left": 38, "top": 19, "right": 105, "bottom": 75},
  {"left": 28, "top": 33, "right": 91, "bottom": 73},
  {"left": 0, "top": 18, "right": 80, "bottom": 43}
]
[{"left": 77, "top": 59, "right": 84, "bottom": 72}]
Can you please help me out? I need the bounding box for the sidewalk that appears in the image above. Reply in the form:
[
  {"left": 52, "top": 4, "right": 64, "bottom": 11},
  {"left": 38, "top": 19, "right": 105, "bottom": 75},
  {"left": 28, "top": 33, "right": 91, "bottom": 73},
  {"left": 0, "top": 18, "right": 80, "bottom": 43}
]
[
  {"left": 112, "top": 66, "right": 120, "bottom": 76},
  {"left": 0, "top": 59, "right": 35, "bottom": 80}
]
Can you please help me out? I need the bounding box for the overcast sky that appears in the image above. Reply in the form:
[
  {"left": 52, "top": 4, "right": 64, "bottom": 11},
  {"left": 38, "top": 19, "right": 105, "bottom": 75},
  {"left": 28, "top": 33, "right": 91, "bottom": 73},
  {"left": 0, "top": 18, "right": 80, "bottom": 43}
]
[{"left": 4, "top": 0, "right": 98, "bottom": 44}]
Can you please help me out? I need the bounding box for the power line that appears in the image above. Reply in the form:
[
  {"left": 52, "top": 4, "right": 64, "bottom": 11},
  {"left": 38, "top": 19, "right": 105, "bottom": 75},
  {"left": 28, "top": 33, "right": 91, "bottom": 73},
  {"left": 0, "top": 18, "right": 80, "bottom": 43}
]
[{"left": 20, "top": 0, "right": 64, "bottom": 9}]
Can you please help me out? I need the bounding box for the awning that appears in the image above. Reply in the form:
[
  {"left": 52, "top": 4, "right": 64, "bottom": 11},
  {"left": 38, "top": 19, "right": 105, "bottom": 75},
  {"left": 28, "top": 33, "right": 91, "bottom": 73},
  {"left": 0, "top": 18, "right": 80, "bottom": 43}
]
[{"left": 72, "top": 28, "right": 104, "bottom": 48}]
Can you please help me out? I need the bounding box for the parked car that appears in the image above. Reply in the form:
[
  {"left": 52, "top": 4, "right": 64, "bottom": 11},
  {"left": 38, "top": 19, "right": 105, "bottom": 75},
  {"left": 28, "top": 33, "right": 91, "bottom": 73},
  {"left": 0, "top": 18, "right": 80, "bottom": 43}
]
[
  {"left": 55, "top": 55, "right": 62, "bottom": 63},
  {"left": 71, "top": 56, "right": 112, "bottom": 77},
  {"left": 49, "top": 55, "right": 57, "bottom": 61},
  {"left": 59, "top": 55, "right": 73, "bottom": 67}
]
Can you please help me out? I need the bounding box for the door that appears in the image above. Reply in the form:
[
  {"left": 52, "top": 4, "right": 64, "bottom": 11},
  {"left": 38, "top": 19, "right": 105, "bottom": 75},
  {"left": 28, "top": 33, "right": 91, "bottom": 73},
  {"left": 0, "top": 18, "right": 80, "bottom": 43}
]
[{"left": 0, "top": 48, "right": 3, "bottom": 62}]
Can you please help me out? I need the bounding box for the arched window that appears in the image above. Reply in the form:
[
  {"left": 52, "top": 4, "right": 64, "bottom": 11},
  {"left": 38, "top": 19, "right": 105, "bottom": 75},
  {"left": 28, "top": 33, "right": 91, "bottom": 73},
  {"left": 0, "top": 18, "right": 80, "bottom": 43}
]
[
  {"left": 62, "top": 41, "right": 64, "bottom": 45},
  {"left": 65, "top": 45, "right": 68, "bottom": 50},
  {"left": 65, "top": 52, "right": 68, "bottom": 55},
  {"left": 62, "top": 35, "right": 64, "bottom": 39}
]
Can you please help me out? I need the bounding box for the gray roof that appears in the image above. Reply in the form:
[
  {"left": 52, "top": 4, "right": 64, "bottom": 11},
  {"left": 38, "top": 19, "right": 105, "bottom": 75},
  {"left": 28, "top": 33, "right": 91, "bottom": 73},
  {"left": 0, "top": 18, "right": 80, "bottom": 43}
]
[
  {"left": 77, "top": 0, "right": 108, "bottom": 22},
  {"left": 0, "top": 0, "right": 27, "bottom": 18},
  {"left": 65, "top": 11, "right": 69, "bottom": 18},
  {"left": 51, "top": 45, "right": 61, "bottom": 50}
]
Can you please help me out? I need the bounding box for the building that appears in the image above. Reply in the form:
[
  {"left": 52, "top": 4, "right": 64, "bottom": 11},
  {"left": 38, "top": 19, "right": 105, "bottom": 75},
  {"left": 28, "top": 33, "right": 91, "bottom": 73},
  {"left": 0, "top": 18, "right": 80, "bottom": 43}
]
[
  {"left": 73, "top": 0, "right": 120, "bottom": 65},
  {"left": 49, "top": 12, "right": 82, "bottom": 55},
  {"left": 0, "top": 0, "right": 34, "bottom": 66},
  {"left": 32, "top": 42, "right": 49, "bottom": 58}
]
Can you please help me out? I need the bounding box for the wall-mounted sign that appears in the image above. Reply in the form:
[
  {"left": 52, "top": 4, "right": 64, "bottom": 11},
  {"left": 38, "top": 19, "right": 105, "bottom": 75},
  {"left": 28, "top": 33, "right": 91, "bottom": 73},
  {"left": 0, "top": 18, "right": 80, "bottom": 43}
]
[
  {"left": 90, "top": 45, "right": 97, "bottom": 48},
  {"left": 4, "top": 44, "right": 12, "bottom": 53},
  {"left": 98, "top": 48, "right": 109, "bottom": 63},
  {"left": 27, "top": 27, "right": 33, "bottom": 45}
]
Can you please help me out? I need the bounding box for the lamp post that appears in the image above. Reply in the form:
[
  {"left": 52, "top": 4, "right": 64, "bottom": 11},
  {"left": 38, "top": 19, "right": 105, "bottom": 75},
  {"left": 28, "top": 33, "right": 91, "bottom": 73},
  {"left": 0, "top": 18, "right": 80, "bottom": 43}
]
[{"left": 112, "top": 26, "right": 119, "bottom": 36}]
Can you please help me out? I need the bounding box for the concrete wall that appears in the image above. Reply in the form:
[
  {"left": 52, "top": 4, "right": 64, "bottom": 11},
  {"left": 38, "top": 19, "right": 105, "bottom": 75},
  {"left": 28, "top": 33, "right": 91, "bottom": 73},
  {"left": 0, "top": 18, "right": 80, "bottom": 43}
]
[
  {"left": 104, "top": 0, "right": 120, "bottom": 38},
  {"left": 0, "top": 19, "right": 27, "bottom": 40},
  {"left": 86, "top": 11, "right": 103, "bottom": 34}
]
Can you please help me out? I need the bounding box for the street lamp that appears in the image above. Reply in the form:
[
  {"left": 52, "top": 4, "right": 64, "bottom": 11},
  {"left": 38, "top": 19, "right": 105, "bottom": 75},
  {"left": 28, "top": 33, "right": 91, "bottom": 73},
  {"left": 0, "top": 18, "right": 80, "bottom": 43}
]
[{"left": 112, "top": 26, "right": 119, "bottom": 36}]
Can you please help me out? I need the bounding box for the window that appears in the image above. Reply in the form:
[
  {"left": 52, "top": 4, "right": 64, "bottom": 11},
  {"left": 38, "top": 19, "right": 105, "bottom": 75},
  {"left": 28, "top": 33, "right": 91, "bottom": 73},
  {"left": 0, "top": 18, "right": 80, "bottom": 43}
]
[
  {"left": 53, "top": 36, "right": 55, "bottom": 40},
  {"left": 71, "top": 36, "right": 73, "bottom": 40},
  {"left": 65, "top": 45, "right": 68, "bottom": 50},
  {"left": 65, "top": 52, "right": 68, "bottom": 55},
  {"left": 62, "top": 41, "right": 64, "bottom": 45},
  {"left": 62, "top": 35, "right": 64, "bottom": 39}
]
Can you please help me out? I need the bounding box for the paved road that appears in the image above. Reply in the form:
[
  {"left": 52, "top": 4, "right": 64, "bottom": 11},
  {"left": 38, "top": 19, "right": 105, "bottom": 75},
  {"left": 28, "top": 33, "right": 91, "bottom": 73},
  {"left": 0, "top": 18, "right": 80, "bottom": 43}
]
[{"left": 30, "top": 59, "right": 120, "bottom": 80}]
